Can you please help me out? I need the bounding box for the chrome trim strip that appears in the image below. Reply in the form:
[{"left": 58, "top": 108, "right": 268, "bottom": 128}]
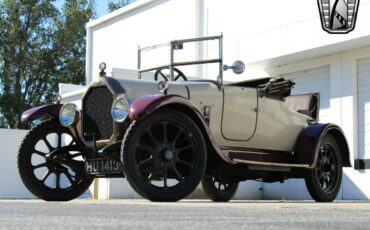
[
  {"left": 233, "top": 159, "right": 310, "bottom": 168},
  {"left": 222, "top": 149, "right": 269, "bottom": 155}
]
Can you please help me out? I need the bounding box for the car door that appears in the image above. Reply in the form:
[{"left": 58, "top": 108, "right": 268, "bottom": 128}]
[{"left": 221, "top": 86, "right": 258, "bottom": 141}]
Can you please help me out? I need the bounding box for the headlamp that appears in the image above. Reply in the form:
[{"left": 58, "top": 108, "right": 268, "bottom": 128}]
[
  {"left": 111, "top": 97, "right": 129, "bottom": 122},
  {"left": 59, "top": 103, "right": 79, "bottom": 127}
]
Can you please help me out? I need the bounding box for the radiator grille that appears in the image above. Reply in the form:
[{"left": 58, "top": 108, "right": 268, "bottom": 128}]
[{"left": 82, "top": 86, "right": 113, "bottom": 141}]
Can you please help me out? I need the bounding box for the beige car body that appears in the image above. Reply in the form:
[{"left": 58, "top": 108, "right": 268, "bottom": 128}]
[{"left": 116, "top": 78, "right": 308, "bottom": 152}]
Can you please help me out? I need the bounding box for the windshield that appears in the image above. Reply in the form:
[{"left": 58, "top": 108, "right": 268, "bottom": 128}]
[{"left": 138, "top": 35, "right": 223, "bottom": 83}]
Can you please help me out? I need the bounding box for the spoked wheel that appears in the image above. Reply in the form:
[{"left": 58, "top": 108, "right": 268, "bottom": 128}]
[
  {"left": 201, "top": 176, "right": 239, "bottom": 202},
  {"left": 18, "top": 119, "right": 93, "bottom": 201},
  {"left": 122, "top": 109, "right": 206, "bottom": 202},
  {"left": 305, "top": 134, "right": 342, "bottom": 202}
]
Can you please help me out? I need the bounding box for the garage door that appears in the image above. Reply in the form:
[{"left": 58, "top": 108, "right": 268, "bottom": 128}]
[
  {"left": 358, "top": 57, "right": 370, "bottom": 159},
  {"left": 282, "top": 66, "right": 331, "bottom": 123}
]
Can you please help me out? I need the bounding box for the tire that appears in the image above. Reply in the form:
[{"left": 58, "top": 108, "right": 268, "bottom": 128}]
[
  {"left": 18, "top": 119, "right": 93, "bottom": 201},
  {"left": 305, "top": 134, "right": 342, "bottom": 202},
  {"left": 121, "top": 109, "right": 207, "bottom": 202},
  {"left": 202, "top": 176, "right": 239, "bottom": 202}
]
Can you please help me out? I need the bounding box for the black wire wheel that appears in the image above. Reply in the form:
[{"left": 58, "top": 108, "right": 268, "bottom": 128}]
[
  {"left": 305, "top": 134, "right": 342, "bottom": 202},
  {"left": 201, "top": 176, "right": 239, "bottom": 202},
  {"left": 18, "top": 119, "right": 93, "bottom": 201},
  {"left": 121, "top": 109, "right": 207, "bottom": 202}
]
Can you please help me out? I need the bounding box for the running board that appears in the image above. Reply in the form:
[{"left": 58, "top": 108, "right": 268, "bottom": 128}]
[
  {"left": 248, "top": 164, "right": 291, "bottom": 172},
  {"left": 221, "top": 147, "right": 310, "bottom": 168}
]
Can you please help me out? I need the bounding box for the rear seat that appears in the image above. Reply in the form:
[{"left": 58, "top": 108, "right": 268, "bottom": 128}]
[{"left": 285, "top": 93, "right": 320, "bottom": 121}]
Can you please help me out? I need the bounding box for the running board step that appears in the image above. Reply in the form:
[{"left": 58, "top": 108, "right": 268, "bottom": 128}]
[{"left": 221, "top": 147, "right": 310, "bottom": 168}]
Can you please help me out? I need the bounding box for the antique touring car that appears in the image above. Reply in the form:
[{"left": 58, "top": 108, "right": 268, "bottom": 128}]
[{"left": 18, "top": 35, "right": 350, "bottom": 202}]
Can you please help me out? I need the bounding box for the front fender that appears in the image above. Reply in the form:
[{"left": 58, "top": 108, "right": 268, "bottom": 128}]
[
  {"left": 128, "top": 94, "right": 233, "bottom": 164},
  {"left": 129, "top": 94, "right": 198, "bottom": 121},
  {"left": 294, "top": 123, "right": 351, "bottom": 168},
  {"left": 21, "top": 104, "right": 63, "bottom": 123}
]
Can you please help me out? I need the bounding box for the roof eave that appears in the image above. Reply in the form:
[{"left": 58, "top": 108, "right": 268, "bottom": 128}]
[{"left": 86, "top": 0, "right": 159, "bottom": 29}]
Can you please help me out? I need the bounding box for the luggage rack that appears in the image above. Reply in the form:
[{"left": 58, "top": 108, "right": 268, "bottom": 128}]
[{"left": 137, "top": 35, "right": 224, "bottom": 84}]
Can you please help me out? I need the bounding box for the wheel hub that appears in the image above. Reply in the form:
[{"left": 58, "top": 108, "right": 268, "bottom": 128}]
[
  {"left": 163, "top": 150, "right": 174, "bottom": 160},
  {"left": 316, "top": 144, "right": 339, "bottom": 192}
]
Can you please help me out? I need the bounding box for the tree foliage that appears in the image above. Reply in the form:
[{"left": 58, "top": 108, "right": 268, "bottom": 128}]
[
  {"left": 55, "top": 0, "right": 94, "bottom": 86},
  {"left": 108, "top": 0, "right": 135, "bottom": 12},
  {"left": 0, "top": 0, "right": 93, "bottom": 129}
]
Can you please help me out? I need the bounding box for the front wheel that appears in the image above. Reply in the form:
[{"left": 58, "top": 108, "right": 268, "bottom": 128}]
[
  {"left": 18, "top": 119, "right": 93, "bottom": 201},
  {"left": 121, "top": 109, "right": 207, "bottom": 202},
  {"left": 201, "top": 177, "right": 239, "bottom": 202},
  {"left": 305, "top": 134, "right": 342, "bottom": 202}
]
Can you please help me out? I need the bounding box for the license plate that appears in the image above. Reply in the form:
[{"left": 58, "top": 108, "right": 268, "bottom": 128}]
[{"left": 85, "top": 159, "right": 123, "bottom": 175}]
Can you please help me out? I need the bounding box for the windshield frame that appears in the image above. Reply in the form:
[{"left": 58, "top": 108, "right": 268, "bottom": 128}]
[{"left": 137, "top": 35, "right": 224, "bottom": 88}]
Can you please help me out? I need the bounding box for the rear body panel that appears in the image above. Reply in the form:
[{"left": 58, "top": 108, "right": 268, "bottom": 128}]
[{"left": 182, "top": 81, "right": 308, "bottom": 152}]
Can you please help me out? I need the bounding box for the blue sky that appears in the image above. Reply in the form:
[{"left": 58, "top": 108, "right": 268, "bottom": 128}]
[{"left": 54, "top": 0, "right": 110, "bottom": 18}]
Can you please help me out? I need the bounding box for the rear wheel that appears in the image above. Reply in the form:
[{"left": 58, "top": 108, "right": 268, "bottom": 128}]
[
  {"left": 202, "top": 176, "right": 239, "bottom": 202},
  {"left": 305, "top": 134, "right": 342, "bottom": 202},
  {"left": 121, "top": 109, "right": 207, "bottom": 202},
  {"left": 18, "top": 119, "right": 93, "bottom": 201}
]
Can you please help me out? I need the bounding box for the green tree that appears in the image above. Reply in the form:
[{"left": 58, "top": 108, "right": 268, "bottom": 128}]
[
  {"left": 0, "top": 0, "right": 94, "bottom": 129},
  {"left": 108, "top": 0, "right": 135, "bottom": 12},
  {"left": 54, "top": 0, "right": 94, "bottom": 87},
  {"left": 0, "top": 0, "right": 59, "bottom": 129}
]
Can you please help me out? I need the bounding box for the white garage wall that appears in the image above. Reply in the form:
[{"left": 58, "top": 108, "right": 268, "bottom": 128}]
[
  {"left": 86, "top": 0, "right": 370, "bottom": 84},
  {"left": 357, "top": 57, "right": 370, "bottom": 160},
  {"left": 0, "top": 129, "right": 35, "bottom": 198},
  {"left": 87, "top": 0, "right": 200, "bottom": 83},
  {"left": 204, "top": 0, "right": 370, "bottom": 63}
]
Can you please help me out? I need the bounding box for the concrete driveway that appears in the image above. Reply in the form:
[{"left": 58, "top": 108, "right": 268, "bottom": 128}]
[{"left": 0, "top": 199, "right": 369, "bottom": 229}]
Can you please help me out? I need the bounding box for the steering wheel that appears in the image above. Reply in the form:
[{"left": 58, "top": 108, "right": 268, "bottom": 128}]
[{"left": 154, "top": 67, "right": 188, "bottom": 81}]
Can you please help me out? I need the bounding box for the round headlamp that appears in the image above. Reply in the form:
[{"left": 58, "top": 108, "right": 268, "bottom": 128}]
[
  {"left": 59, "top": 103, "right": 79, "bottom": 127},
  {"left": 111, "top": 97, "right": 129, "bottom": 123}
]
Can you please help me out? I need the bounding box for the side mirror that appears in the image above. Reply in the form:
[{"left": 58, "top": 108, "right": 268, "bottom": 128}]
[{"left": 223, "top": 60, "right": 245, "bottom": 75}]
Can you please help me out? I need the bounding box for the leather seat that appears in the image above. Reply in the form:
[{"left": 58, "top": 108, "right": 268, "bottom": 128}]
[{"left": 285, "top": 93, "right": 320, "bottom": 120}]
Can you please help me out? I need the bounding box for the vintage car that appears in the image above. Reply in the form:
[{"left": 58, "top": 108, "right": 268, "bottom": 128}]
[{"left": 18, "top": 35, "right": 350, "bottom": 202}]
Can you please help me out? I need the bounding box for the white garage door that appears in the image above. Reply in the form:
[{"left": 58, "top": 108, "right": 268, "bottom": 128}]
[
  {"left": 358, "top": 57, "right": 370, "bottom": 159},
  {"left": 282, "top": 66, "right": 331, "bottom": 123}
]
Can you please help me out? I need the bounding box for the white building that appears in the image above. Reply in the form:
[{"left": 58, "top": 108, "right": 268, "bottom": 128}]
[{"left": 58, "top": 0, "right": 370, "bottom": 199}]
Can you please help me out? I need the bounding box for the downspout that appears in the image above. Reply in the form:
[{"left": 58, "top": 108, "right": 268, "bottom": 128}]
[
  {"left": 85, "top": 22, "right": 93, "bottom": 85},
  {"left": 86, "top": 22, "right": 98, "bottom": 199},
  {"left": 195, "top": 0, "right": 204, "bottom": 77}
]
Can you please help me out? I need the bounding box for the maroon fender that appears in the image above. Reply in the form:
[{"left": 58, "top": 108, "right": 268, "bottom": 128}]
[
  {"left": 128, "top": 94, "right": 233, "bottom": 163},
  {"left": 294, "top": 123, "right": 351, "bottom": 168},
  {"left": 21, "top": 104, "right": 63, "bottom": 123},
  {"left": 129, "top": 94, "right": 199, "bottom": 121}
]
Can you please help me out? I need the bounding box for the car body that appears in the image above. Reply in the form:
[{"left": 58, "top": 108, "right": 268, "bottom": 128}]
[{"left": 18, "top": 35, "right": 350, "bottom": 202}]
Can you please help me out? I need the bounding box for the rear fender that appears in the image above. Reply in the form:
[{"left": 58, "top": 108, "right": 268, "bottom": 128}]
[
  {"left": 21, "top": 104, "right": 63, "bottom": 123},
  {"left": 128, "top": 94, "right": 232, "bottom": 163},
  {"left": 294, "top": 123, "right": 351, "bottom": 168}
]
